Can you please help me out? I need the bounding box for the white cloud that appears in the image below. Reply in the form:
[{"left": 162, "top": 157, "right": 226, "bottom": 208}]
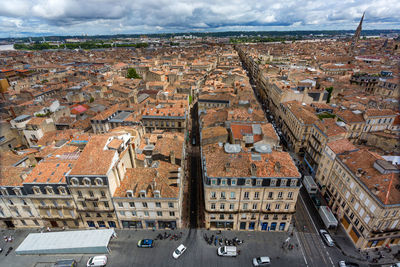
[{"left": 0, "top": 0, "right": 398, "bottom": 37}]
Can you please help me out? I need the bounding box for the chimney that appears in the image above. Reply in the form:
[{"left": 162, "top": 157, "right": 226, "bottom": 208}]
[
  {"left": 170, "top": 151, "right": 175, "bottom": 165},
  {"left": 225, "top": 162, "right": 231, "bottom": 172},
  {"left": 250, "top": 163, "right": 257, "bottom": 176},
  {"left": 274, "top": 162, "right": 281, "bottom": 173}
]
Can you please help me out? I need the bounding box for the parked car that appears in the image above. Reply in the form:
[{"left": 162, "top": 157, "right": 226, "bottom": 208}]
[
  {"left": 338, "top": 261, "right": 359, "bottom": 267},
  {"left": 86, "top": 255, "right": 107, "bottom": 267},
  {"left": 54, "top": 259, "right": 77, "bottom": 267},
  {"left": 252, "top": 256, "right": 271, "bottom": 266},
  {"left": 137, "top": 239, "right": 154, "bottom": 248},
  {"left": 172, "top": 244, "right": 187, "bottom": 259},
  {"left": 217, "top": 246, "right": 237, "bottom": 257},
  {"left": 319, "top": 229, "right": 334, "bottom": 247}
]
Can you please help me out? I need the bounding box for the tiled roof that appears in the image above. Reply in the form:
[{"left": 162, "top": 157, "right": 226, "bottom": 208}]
[
  {"left": 113, "top": 161, "right": 180, "bottom": 198},
  {"left": 69, "top": 136, "right": 116, "bottom": 176},
  {"left": 203, "top": 143, "right": 300, "bottom": 178},
  {"left": 365, "top": 109, "right": 397, "bottom": 117},
  {"left": 338, "top": 150, "right": 400, "bottom": 205},
  {"left": 327, "top": 139, "right": 357, "bottom": 155}
]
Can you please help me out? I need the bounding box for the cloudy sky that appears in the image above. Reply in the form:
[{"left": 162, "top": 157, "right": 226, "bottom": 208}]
[{"left": 1, "top": 0, "right": 399, "bottom": 37}]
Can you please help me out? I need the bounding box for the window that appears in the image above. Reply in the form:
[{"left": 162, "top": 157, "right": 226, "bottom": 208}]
[
  {"left": 229, "top": 204, "right": 234, "bottom": 210},
  {"left": 93, "top": 202, "right": 98, "bottom": 208},
  {"left": 221, "top": 179, "right": 227, "bottom": 185},
  {"left": 277, "top": 192, "right": 283, "bottom": 199},
  {"left": 230, "top": 192, "right": 235, "bottom": 199},
  {"left": 118, "top": 202, "right": 123, "bottom": 208},
  {"left": 89, "top": 191, "right": 94, "bottom": 197},
  {"left": 245, "top": 179, "right": 251, "bottom": 185},
  {"left": 254, "top": 192, "right": 259, "bottom": 199},
  {"left": 104, "top": 202, "right": 109, "bottom": 208},
  {"left": 244, "top": 192, "right": 249, "bottom": 199},
  {"left": 354, "top": 219, "right": 359, "bottom": 226},
  {"left": 95, "top": 178, "right": 103, "bottom": 186},
  {"left": 285, "top": 204, "right": 290, "bottom": 210},
  {"left": 268, "top": 192, "right": 273, "bottom": 199},
  {"left": 220, "top": 203, "right": 225, "bottom": 210},
  {"left": 252, "top": 203, "right": 257, "bottom": 210},
  {"left": 52, "top": 200, "right": 58, "bottom": 207},
  {"left": 256, "top": 180, "right": 262, "bottom": 186},
  {"left": 243, "top": 203, "right": 248, "bottom": 210},
  {"left": 119, "top": 211, "right": 125, "bottom": 216},
  {"left": 58, "top": 186, "right": 66, "bottom": 194},
  {"left": 169, "top": 211, "right": 175, "bottom": 217},
  {"left": 229, "top": 214, "right": 234, "bottom": 220},
  {"left": 81, "top": 201, "right": 87, "bottom": 208},
  {"left": 101, "top": 191, "right": 106, "bottom": 197},
  {"left": 359, "top": 225, "right": 365, "bottom": 233},
  {"left": 70, "top": 178, "right": 79, "bottom": 186},
  {"left": 83, "top": 178, "right": 91, "bottom": 186},
  {"left": 142, "top": 202, "right": 148, "bottom": 208},
  {"left": 275, "top": 204, "right": 280, "bottom": 210},
  {"left": 210, "top": 192, "right": 216, "bottom": 199},
  {"left": 270, "top": 179, "right": 277, "bottom": 186},
  {"left": 77, "top": 190, "right": 82, "bottom": 197},
  {"left": 219, "top": 214, "right": 224, "bottom": 220},
  {"left": 231, "top": 179, "right": 237, "bottom": 186},
  {"left": 33, "top": 219, "right": 39, "bottom": 226},
  {"left": 211, "top": 203, "right": 216, "bottom": 210},
  {"left": 287, "top": 192, "right": 293, "bottom": 199},
  {"left": 266, "top": 203, "right": 271, "bottom": 210},
  {"left": 129, "top": 202, "right": 135, "bottom": 208},
  {"left": 157, "top": 211, "right": 163, "bottom": 216},
  {"left": 168, "top": 202, "right": 174, "bottom": 208},
  {"left": 211, "top": 179, "right": 217, "bottom": 185},
  {"left": 21, "top": 220, "right": 27, "bottom": 226},
  {"left": 131, "top": 211, "right": 136, "bottom": 216}
]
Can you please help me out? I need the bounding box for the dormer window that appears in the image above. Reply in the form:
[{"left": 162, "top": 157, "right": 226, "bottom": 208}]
[
  {"left": 231, "top": 179, "right": 237, "bottom": 186},
  {"left": 281, "top": 179, "right": 287, "bottom": 186},
  {"left": 58, "top": 186, "right": 66, "bottom": 195},
  {"left": 13, "top": 188, "right": 22, "bottom": 196},
  {"left": 270, "top": 179, "right": 277, "bottom": 187},
  {"left": 221, "top": 179, "right": 227, "bottom": 186},
  {"left": 139, "top": 190, "right": 146, "bottom": 198},
  {"left": 245, "top": 179, "right": 251, "bottom": 186},
  {"left": 126, "top": 190, "right": 134, "bottom": 198},
  {"left": 290, "top": 179, "right": 297, "bottom": 187},
  {"left": 83, "top": 178, "right": 91, "bottom": 186},
  {"left": 95, "top": 178, "right": 103, "bottom": 186},
  {"left": 45, "top": 186, "right": 54, "bottom": 195},
  {"left": 32, "top": 186, "right": 41, "bottom": 195},
  {"left": 154, "top": 190, "right": 160, "bottom": 198},
  {"left": 0, "top": 187, "right": 8, "bottom": 196},
  {"left": 256, "top": 179, "right": 262, "bottom": 186},
  {"left": 70, "top": 178, "right": 79, "bottom": 186}
]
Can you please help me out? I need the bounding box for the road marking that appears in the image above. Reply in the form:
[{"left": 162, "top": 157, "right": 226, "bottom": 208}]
[
  {"left": 294, "top": 231, "right": 309, "bottom": 267},
  {"left": 299, "top": 193, "right": 335, "bottom": 267}
]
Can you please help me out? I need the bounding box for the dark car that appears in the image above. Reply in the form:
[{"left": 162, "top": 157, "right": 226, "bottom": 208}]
[{"left": 137, "top": 239, "right": 154, "bottom": 248}]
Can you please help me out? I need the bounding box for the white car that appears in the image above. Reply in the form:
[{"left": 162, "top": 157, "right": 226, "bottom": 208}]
[
  {"left": 86, "top": 255, "right": 107, "bottom": 267},
  {"left": 319, "top": 229, "right": 334, "bottom": 247},
  {"left": 172, "top": 244, "right": 187, "bottom": 259},
  {"left": 253, "top": 256, "right": 271, "bottom": 266},
  {"left": 338, "top": 261, "right": 346, "bottom": 267}
]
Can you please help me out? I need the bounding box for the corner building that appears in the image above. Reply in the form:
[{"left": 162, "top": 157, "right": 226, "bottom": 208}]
[{"left": 202, "top": 143, "right": 301, "bottom": 231}]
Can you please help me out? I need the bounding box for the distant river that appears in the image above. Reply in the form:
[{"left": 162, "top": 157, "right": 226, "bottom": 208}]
[{"left": 0, "top": 44, "right": 15, "bottom": 51}]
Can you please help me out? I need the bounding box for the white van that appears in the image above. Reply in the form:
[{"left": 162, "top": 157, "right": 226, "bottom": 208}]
[{"left": 217, "top": 246, "right": 237, "bottom": 257}]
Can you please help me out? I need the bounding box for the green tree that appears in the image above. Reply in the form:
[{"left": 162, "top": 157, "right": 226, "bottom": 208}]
[
  {"left": 326, "top": 87, "right": 333, "bottom": 103},
  {"left": 89, "top": 97, "right": 94, "bottom": 103},
  {"left": 126, "top": 68, "right": 141, "bottom": 79}
]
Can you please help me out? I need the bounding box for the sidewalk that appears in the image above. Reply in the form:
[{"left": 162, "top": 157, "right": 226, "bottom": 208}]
[{"left": 333, "top": 224, "right": 400, "bottom": 266}]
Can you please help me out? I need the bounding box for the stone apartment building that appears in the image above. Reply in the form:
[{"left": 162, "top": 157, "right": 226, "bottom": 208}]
[
  {"left": 113, "top": 131, "right": 185, "bottom": 229},
  {"left": 201, "top": 142, "right": 301, "bottom": 231},
  {"left": 66, "top": 133, "right": 135, "bottom": 229},
  {"left": 362, "top": 109, "right": 397, "bottom": 136},
  {"left": 316, "top": 147, "right": 400, "bottom": 249},
  {"left": 304, "top": 118, "right": 347, "bottom": 175},
  {"left": 22, "top": 149, "right": 83, "bottom": 229},
  {"left": 279, "top": 101, "right": 318, "bottom": 153}
]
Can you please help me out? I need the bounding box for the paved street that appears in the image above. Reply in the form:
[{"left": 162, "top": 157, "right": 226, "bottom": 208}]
[{"left": 0, "top": 228, "right": 306, "bottom": 267}]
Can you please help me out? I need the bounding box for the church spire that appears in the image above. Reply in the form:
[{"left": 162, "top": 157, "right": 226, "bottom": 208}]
[{"left": 349, "top": 12, "right": 365, "bottom": 57}]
